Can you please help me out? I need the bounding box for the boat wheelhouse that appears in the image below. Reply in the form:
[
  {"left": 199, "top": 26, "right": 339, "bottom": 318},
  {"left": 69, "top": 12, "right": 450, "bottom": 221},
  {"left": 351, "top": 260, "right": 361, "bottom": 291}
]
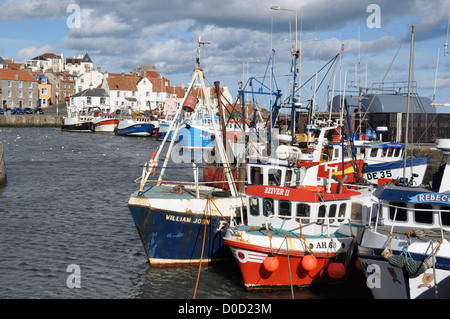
[{"left": 224, "top": 182, "right": 372, "bottom": 289}]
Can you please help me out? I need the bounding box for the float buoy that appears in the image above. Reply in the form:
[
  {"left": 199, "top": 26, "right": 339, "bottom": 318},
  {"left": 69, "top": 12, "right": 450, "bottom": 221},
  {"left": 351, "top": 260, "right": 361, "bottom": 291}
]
[
  {"left": 263, "top": 252, "right": 279, "bottom": 272},
  {"left": 301, "top": 252, "right": 317, "bottom": 271},
  {"left": 327, "top": 260, "right": 346, "bottom": 279}
]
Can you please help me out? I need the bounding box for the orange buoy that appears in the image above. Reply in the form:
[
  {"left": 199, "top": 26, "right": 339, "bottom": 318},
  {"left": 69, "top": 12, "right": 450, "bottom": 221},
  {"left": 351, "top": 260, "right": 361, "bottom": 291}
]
[
  {"left": 263, "top": 252, "right": 279, "bottom": 272},
  {"left": 327, "top": 260, "right": 346, "bottom": 279},
  {"left": 182, "top": 94, "right": 198, "bottom": 112},
  {"left": 301, "top": 252, "right": 317, "bottom": 271}
]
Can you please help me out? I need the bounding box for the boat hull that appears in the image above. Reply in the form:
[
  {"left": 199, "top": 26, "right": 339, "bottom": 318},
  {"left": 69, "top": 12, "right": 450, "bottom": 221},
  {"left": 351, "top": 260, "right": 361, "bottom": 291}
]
[
  {"left": 94, "top": 119, "right": 119, "bottom": 133},
  {"left": 116, "top": 122, "right": 154, "bottom": 137},
  {"left": 224, "top": 227, "right": 362, "bottom": 289},
  {"left": 363, "top": 157, "right": 429, "bottom": 185},
  {"left": 128, "top": 185, "right": 244, "bottom": 266},
  {"left": 358, "top": 246, "right": 450, "bottom": 299},
  {"left": 61, "top": 119, "right": 94, "bottom": 133}
]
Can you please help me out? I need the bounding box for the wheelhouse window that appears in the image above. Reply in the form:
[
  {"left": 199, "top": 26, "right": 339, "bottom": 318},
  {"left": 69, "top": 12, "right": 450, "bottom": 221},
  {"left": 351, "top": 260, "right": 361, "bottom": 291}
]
[
  {"left": 389, "top": 202, "right": 407, "bottom": 222},
  {"left": 278, "top": 200, "right": 291, "bottom": 216},
  {"left": 250, "top": 167, "right": 262, "bottom": 185},
  {"left": 370, "top": 148, "right": 379, "bottom": 158},
  {"left": 338, "top": 203, "right": 347, "bottom": 222},
  {"left": 296, "top": 203, "right": 310, "bottom": 223},
  {"left": 351, "top": 202, "right": 362, "bottom": 221},
  {"left": 414, "top": 204, "right": 433, "bottom": 224},
  {"left": 329, "top": 204, "right": 337, "bottom": 224},
  {"left": 440, "top": 206, "right": 450, "bottom": 227},
  {"left": 262, "top": 198, "right": 274, "bottom": 217},
  {"left": 317, "top": 205, "right": 326, "bottom": 225},
  {"left": 268, "top": 169, "right": 282, "bottom": 185},
  {"left": 249, "top": 197, "right": 259, "bottom": 217}
]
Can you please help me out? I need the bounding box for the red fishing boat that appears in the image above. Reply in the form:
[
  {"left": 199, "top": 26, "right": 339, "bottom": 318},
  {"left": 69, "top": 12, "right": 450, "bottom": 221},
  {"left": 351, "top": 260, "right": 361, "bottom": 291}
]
[{"left": 223, "top": 119, "right": 372, "bottom": 289}]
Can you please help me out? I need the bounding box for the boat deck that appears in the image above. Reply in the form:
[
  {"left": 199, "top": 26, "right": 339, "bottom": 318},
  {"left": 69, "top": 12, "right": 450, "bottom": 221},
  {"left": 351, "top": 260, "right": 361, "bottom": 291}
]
[{"left": 131, "top": 184, "right": 242, "bottom": 200}]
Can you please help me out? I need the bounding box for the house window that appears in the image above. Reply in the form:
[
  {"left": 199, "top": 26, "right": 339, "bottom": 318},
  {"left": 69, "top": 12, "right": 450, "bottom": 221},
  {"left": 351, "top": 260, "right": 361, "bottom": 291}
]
[
  {"left": 41, "top": 88, "right": 47, "bottom": 95},
  {"left": 100, "top": 98, "right": 105, "bottom": 105},
  {"left": 7, "top": 80, "right": 11, "bottom": 87},
  {"left": 19, "top": 82, "right": 23, "bottom": 88},
  {"left": 19, "top": 90, "right": 23, "bottom": 98},
  {"left": 28, "top": 92, "right": 33, "bottom": 98},
  {"left": 29, "top": 82, "right": 33, "bottom": 89},
  {"left": 87, "top": 97, "right": 91, "bottom": 105},
  {"left": 117, "top": 91, "right": 120, "bottom": 98},
  {"left": 7, "top": 90, "right": 11, "bottom": 97}
]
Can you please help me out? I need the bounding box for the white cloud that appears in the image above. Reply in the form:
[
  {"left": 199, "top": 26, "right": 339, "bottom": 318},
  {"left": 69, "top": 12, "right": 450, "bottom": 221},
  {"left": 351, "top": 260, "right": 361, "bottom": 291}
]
[
  {"left": 0, "top": 0, "right": 72, "bottom": 19},
  {"left": 15, "top": 44, "right": 55, "bottom": 60}
]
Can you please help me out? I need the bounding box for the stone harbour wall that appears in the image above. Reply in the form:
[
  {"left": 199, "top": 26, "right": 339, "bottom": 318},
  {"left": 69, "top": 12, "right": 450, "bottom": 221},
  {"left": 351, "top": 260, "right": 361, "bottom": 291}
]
[{"left": 0, "top": 115, "right": 62, "bottom": 127}]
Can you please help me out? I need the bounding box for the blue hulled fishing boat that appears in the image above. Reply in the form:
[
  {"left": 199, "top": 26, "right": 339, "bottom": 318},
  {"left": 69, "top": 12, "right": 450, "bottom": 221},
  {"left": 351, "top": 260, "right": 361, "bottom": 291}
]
[{"left": 128, "top": 38, "right": 245, "bottom": 266}]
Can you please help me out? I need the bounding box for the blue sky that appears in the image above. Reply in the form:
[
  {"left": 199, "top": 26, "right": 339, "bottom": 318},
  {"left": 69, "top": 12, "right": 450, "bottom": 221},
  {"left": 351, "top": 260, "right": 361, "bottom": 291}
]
[{"left": 1, "top": 0, "right": 450, "bottom": 112}]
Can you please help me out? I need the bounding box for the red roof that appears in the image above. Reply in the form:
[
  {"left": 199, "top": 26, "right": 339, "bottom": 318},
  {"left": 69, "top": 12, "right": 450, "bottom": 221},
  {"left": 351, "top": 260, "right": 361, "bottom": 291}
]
[{"left": 0, "top": 69, "right": 37, "bottom": 82}]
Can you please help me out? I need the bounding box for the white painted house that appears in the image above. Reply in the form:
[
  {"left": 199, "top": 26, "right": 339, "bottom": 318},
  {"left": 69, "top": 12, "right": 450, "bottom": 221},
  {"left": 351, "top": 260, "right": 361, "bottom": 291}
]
[
  {"left": 69, "top": 87, "right": 110, "bottom": 113},
  {"left": 75, "top": 70, "right": 104, "bottom": 94}
]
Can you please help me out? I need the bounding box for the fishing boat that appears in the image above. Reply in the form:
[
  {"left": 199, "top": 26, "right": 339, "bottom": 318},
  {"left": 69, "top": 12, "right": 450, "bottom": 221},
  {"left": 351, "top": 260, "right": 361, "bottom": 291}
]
[
  {"left": 203, "top": 118, "right": 365, "bottom": 191},
  {"left": 330, "top": 127, "right": 429, "bottom": 186},
  {"left": 61, "top": 108, "right": 95, "bottom": 133},
  {"left": 223, "top": 119, "right": 373, "bottom": 289},
  {"left": 115, "top": 116, "right": 157, "bottom": 137},
  {"left": 127, "top": 38, "right": 245, "bottom": 266},
  {"left": 93, "top": 113, "right": 119, "bottom": 133},
  {"left": 356, "top": 138, "right": 450, "bottom": 299}
]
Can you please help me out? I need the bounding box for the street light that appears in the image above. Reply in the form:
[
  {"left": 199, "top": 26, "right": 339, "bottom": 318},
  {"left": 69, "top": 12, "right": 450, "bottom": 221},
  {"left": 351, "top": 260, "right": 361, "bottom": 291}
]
[{"left": 270, "top": 5, "right": 298, "bottom": 52}]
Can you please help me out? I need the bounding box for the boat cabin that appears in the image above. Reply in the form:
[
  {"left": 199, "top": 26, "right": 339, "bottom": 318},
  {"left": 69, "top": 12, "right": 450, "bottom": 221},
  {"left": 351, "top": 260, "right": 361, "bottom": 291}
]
[
  {"left": 243, "top": 184, "right": 366, "bottom": 236},
  {"left": 246, "top": 159, "right": 300, "bottom": 187},
  {"left": 369, "top": 184, "right": 450, "bottom": 233}
]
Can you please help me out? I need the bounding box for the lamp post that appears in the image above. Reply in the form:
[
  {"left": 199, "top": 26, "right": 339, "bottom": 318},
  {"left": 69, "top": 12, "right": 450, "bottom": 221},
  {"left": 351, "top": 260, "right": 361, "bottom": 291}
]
[
  {"left": 271, "top": 5, "right": 299, "bottom": 143},
  {"left": 270, "top": 6, "right": 298, "bottom": 53}
]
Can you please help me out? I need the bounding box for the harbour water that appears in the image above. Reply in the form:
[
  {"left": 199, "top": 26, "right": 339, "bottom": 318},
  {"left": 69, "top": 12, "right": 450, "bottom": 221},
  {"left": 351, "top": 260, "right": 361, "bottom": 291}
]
[{"left": 0, "top": 127, "right": 372, "bottom": 300}]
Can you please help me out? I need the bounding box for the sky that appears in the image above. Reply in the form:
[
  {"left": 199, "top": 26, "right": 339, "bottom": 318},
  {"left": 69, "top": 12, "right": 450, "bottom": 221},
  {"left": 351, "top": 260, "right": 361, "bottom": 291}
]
[{"left": 1, "top": 0, "right": 450, "bottom": 112}]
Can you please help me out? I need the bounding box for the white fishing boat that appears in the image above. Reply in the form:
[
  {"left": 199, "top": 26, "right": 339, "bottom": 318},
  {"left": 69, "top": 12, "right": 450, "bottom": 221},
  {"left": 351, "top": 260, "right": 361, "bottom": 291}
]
[
  {"left": 93, "top": 113, "right": 119, "bottom": 133},
  {"left": 61, "top": 107, "right": 95, "bottom": 133},
  {"left": 357, "top": 138, "right": 450, "bottom": 299}
]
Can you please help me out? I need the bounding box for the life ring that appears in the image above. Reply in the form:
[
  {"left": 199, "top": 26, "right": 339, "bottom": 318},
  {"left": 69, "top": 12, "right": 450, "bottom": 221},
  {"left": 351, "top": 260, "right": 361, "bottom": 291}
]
[
  {"left": 297, "top": 185, "right": 325, "bottom": 193},
  {"left": 150, "top": 151, "right": 158, "bottom": 175}
]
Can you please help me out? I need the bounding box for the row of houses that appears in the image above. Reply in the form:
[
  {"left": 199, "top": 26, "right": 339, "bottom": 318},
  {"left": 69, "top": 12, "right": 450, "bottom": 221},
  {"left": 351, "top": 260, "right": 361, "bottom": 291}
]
[{"left": 0, "top": 52, "right": 234, "bottom": 118}]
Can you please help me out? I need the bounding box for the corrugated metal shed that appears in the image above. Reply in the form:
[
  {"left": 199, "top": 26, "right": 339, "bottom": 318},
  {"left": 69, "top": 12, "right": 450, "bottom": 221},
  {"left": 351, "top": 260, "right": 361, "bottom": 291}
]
[{"left": 331, "top": 94, "right": 436, "bottom": 114}]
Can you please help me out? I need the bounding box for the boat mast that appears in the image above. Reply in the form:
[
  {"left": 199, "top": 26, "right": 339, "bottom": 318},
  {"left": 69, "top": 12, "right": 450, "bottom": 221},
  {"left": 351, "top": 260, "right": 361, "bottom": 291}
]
[{"left": 403, "top": 25, "right": 414, "bottom": 182}]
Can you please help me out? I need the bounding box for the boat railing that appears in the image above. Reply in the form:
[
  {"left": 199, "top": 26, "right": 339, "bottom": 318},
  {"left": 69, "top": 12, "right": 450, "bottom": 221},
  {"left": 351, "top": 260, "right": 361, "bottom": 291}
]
[
  {"left": 372, "top": 201, "right": 450, "bottom": 240},
  {"left": 136, "top": 161, "right": 244, "bottom": 198},
  {"left": 263, "top": 213, "right": 356, "bottom": 239}
]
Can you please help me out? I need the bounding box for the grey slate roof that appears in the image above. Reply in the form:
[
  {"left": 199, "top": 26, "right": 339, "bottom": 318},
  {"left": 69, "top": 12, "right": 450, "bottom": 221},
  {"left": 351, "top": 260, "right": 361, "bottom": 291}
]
[{"left": 71, "top": 87, "right": 108, "bottom": 98}]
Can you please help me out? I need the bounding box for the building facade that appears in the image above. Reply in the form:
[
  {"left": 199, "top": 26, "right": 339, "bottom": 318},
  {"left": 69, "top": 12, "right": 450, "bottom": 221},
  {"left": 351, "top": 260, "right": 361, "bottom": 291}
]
[
  {"left": 32, "top": 73, "right": 52, "bottom": 108},
  {"left": 0, "top": 69, "right": 38, "bottom": 109}
]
